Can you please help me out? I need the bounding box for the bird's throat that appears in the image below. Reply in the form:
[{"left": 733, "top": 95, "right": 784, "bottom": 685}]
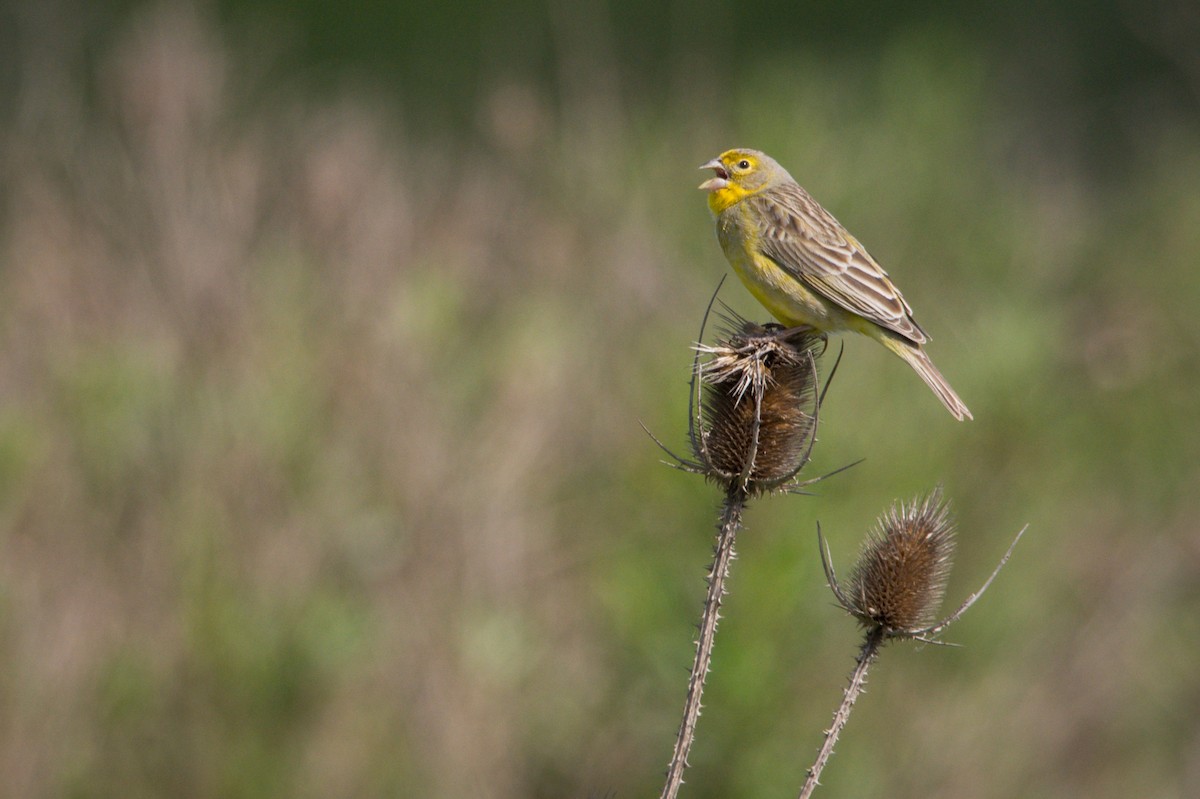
[{"left": 707, "top": 183, "right": 755, "bottom": 215}]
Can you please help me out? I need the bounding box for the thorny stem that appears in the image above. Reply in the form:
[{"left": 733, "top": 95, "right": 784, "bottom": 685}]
[
  {"left": 660, "top": 490, "right": 746, "bottom": 799},
  {"left": 797, "top": 627, "right": 885, "bottom": 799}
]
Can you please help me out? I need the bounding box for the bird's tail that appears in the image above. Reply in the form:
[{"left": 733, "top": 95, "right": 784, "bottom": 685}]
[{"left": 880, "top": 336, "right": 973, "bottom": 421}]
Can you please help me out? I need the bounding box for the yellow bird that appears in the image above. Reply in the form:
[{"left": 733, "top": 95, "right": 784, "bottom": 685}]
[{"left": 699, "top": 148, "right": 972, "bottom": 421}]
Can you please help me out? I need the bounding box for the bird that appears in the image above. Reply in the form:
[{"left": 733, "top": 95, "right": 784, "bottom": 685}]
[{"left": 698, "top": 148, "right": 972, "bottom": 420}]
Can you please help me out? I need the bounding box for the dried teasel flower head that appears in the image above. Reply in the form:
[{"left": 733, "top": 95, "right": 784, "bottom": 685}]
[
  {"left": 804, "top": 493, "right": 1026, "bottom": 799},
  {"left": 829, "top": 488, "right": 956, "bottom": 636},
  {"left": 692, "top": 321, "right": 823, "bottom": 495}
]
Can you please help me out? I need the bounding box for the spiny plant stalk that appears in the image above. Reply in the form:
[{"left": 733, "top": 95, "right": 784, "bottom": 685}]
[
  {"left": 659, "top": 490, "right": 744, "bottom": 799},
  {"left": 798, "top": 490, "right": 1025, "bottom": 798},
  {"left": 797, "top": 627, "right": 884, "bottom": 799}
]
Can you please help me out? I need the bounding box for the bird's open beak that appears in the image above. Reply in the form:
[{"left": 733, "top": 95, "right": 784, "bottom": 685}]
[{"left": 698, "top": 158, "right": 729, "bottom": 191}]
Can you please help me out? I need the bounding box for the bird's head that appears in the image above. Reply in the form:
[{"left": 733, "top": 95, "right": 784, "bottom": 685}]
[{"left": 698, "top": 149, "right": 787, "bottom": 212}]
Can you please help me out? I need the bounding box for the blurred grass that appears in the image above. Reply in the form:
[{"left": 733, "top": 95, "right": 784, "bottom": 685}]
[{"left": 1, "top": 2, "right": 1199, "bottom": 798}]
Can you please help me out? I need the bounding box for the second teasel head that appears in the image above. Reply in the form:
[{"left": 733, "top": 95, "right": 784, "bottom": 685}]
[{"left": 832, "top": 488, "right": 956, "bottom": 636}]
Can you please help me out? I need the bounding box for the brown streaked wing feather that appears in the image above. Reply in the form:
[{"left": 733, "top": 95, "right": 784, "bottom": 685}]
[{"left": 749, "top": 183, "right": 927, "bottom": 345}]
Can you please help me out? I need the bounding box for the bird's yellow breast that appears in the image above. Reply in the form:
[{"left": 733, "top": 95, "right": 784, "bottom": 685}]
[{"left": 716, "top": 206, "right": 858, "bottom": 332}]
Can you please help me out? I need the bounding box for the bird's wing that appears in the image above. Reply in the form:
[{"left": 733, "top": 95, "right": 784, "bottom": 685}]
[{"left": 750, "top": 183, "right": 927, "bottom": 345}]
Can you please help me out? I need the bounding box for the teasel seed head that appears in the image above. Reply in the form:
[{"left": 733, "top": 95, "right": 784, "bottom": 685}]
[
  {"left": 692, "top": 322, "right": 822, "bottom": 496},
  {"left": 831, "top": 488, "right": 956, "bottom": 636}
]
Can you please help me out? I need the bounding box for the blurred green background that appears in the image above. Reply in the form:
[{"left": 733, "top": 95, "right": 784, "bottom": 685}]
[{"left": 1, "top": 1, "right": 1198, "bottom": 797}]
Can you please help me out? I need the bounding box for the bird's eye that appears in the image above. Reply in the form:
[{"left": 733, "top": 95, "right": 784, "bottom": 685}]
[{"left": 737, "top": 159, "right": 751, "bottom": 170}]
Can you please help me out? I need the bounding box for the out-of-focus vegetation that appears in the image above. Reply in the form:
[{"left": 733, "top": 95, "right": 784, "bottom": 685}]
[{"left": 1, "top": 2, "right": 1198, "bottom": 797}]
